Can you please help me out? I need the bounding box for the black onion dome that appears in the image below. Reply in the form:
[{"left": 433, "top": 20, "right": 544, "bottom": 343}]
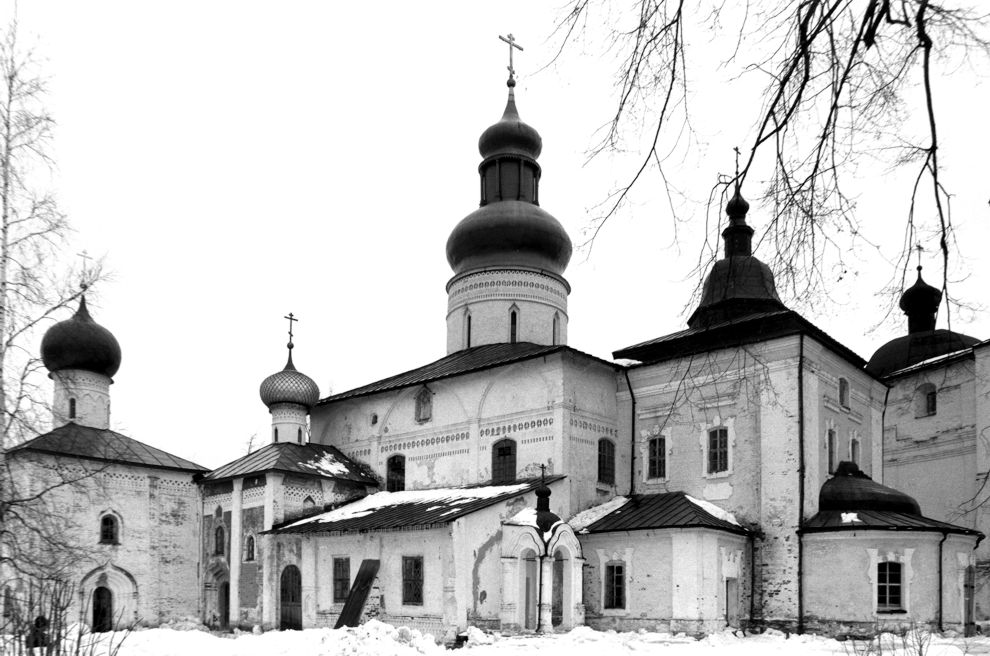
[
  {"left": 687, "top": 188, "right": 786, "bottom": 328},
  {"left": 819, "top": 461, "right": 921, "bottom": 515},
  {"left": 534, "top": 483, "right": 561, "bottom": 534},
  {"left": 899, "top": 267, "right": 941, "bottom": 317},
  {"left": 259, "top": 352, "right": 320, "bottom": 409},
  {"left": 478, "top": 80, "right": 542, "bottom": 160},
  {"left": 446, "top": 201, "right": 573, "bottom": 277},
  {"left": 41, "top": 296, "right": 122, "bottom": 378}
]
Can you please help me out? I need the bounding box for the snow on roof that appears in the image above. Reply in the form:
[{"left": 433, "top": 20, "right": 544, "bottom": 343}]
[
  {"left": 298, "top": 451, "right": 352, "bottom": 477},
  {"left": 283, "top": 482, "right": 532, "bottom": 529},
  {"left": 568, "top": 496, "right": 630, "bottom": 533},
  {"left": 684, "top": 495, "right": 741, "bottom": 526},
  {"left": 887, "top": 346, "right": 974, "bottom": 376},
  {"left": 504, "top": 507, "right": 538, "bottom": 528}
]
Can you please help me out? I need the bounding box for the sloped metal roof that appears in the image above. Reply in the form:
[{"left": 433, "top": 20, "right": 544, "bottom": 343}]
[
  {"left": 9, "top": 422, "right": 207, "bottom": 472},
  {"left": 613, "top": 310, "right": 876, "bottom": 380},
  {"left": 269, "top": 475, "right": 564, "bottom": 534},
  {"left": 203, "top": 442, "right": 377, "bottom": 484},
  {"left": 319, "top": 343, "right": 617, "bottom": 404},
  {"left": 580, "top": 492, "right": 749, "bottom": 536},
  {"left": 802, "top": 509, "right": 983, "bottom": 541}
]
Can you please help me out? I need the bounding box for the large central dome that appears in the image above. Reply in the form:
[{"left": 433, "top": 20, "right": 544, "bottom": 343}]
[{"left": 445, "top": 79, "right": 572, "bottom": 281}]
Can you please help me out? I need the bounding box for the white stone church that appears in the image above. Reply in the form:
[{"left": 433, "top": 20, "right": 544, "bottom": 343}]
[{"left": 3, "top": 71, "right": 988, "bottom": 641}]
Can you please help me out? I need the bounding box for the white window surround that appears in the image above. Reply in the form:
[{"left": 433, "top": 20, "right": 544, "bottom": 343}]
[
  {"left": 640, "top": 424, "right": 671, "bottom": 483},
  {"left": 596, "top": 547, "right": 634, "bottom": 616},
  {"left": 866, "top": 548, "right": 914, "bottom": 615},
  {"left": 699, "top": 416, "right": 735, "bottom": 480}
]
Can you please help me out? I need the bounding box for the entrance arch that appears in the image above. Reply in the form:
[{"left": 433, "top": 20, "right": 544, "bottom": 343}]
[
  {"left": 92, "top": 587, "right": 112, "bottom": 632},
  {"left": 280, "top": 565, "right": 302, "bottom": 630}
]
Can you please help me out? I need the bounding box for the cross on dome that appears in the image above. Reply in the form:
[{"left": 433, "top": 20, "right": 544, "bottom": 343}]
[{"left": 498, "top": 33, "right": 523, "bottom": 83}]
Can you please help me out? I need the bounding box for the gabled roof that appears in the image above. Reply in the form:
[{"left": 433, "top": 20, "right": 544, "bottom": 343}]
[
  {"left": 202, "top": 442, "right": 377, "bottom": 485},
  {"left": 9, "top": 422, "right": 207, "bottom": 472},
  {"left": 269, "top": 475, "right": 565, "bottom": 534},
  {"left": 801, "top": 509, "right": 983, "bottom": 542},
  {"left": 613, "top": 310, "right": 876, "bottom": 380},
  {"left": 577, "top": 492, "right": 749, "bottom": 536},
  {"left": 319, "top": 343, "right": 618, "bottom": 404}
]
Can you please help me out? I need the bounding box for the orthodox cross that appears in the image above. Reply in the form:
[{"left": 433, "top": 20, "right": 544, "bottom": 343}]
[
  {"left": 284, "top": 312, "right": 298, "bottom": 347},
  {"left": 499, "top": 33, "right": 524, "bottom": 80},
  {"left": 733, "top": 146, "right": 741, "bottom": 186},
  {"left": 915, "top": 243, "right": 924, "bottom": 269},
  {"left": 77, "top": 250, "right": 92, "bottom": 290}
]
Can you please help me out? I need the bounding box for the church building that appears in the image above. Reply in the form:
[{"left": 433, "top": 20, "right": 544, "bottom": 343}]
[{"left": 2, "top": 51, "right": 986, "bottom": 642}]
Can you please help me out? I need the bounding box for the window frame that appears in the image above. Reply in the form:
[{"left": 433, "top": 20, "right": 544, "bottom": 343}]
[
  {"left": 386, "top": 454, "right": 406, "bottom": 492},
  {"left": 402, "top": 556, "right": 424, "bottom": 606},
  {"left": 491, "top": 438, "right": 517, "bottom": 484},
  {"left": 332, "top": 557, "right": 351, "bottom": 604},
  {"left": 244, "top": 535, "right": 255, "bottom": 562},
  {"left": 647, "top": 436, "right": 666, "bottom": 480},
  {"left": 707, "top": 427, "right": 729, "bottom": 475},
  {"left": 839, "top": 377, "right": 850, "bottom": 409},
  {"left": 214, "top": 525, "right": 225, "bottom": 556},
  {"left": 597, "top": 438, "right": 616, "bottom": 486},
  {"left": 99, "top": 514, "right": 119, "bottom": 545},
  {"left": 827, "top": 428, "right": 837, "bottom": 474},
  {"left": 604, "top": 561, "right": 626, "bottom": 610},
  {"left": 849, "top": 436, "right": 860, "bottom": 465},
  {"left": 414, "top": 387, "right": 432, "bottom": 423},
  {"left": 877, "top": 561, "right": 903, "bottom": 612}
]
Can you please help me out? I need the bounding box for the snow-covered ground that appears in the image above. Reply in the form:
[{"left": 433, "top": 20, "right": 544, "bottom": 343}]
[{"left": 38, "top": 621, "right": 990, "bottom": 656}]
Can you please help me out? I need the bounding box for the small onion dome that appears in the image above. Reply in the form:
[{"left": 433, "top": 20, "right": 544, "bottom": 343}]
[
  {"left": 899, "top": 266, "right": 941, "bottom": 318},
  {"left": 534, "top": 482, "right": 561, "bottom": 534},
  {"left": 41, "top": 296, "right": 122, "bottom": 378},
  {"left": 478, "top": 79, "right": 542, "bottom": 160},
  {"left": 259, "top": 350, "right": 320, "bottom": 409},
  {"left": 688, "top": 189, "right": 785, "bottom": 328},
  {"left": 819, "top": 461, "right": 921, "bottom": 515},
  {"left": 446, "top": 201, "right": 573, "bottom": 277}
]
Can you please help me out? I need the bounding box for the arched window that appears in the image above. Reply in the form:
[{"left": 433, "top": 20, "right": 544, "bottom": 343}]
[
  {"left": 510, "top": 309, "right": 518, "bottom": 343},
  {"left": 915, "top": 383, "right": 937, "bottom": 417},
  {"left": 598, "top": 439, "right": 615, "bottom": 485},
  {"left": 492, "top": 439, "right": 517, "bottom": 484},
  {"left": 414, "top": 387, "right": 432, "bottom": 423},
  {"left": 370, "top": 413, "right": 378, "bottom": 426},
  {"left": 387, "top": 455, "right": 406, "bottom": 492},
  {"left": 850, "top": 436, "right": 860, "bottom": 465},
  {"left": 273, "top": 427, "right": 278, "bottom": 442},
  {"left": 69, "top": 398, "right": 77, "bottom": 419},
  {"left": 827, "top": 429, "right": 837, "bottom": 474},
  {"left": 297, "top": 428, "right": 303, "bottom": 444},
  {"left": 214, "top": 526, "right": 225, "bottom": 556},
  {"left": 466, "top": 314, "right": 472, "bottom": 348},
  {"left": 838, "top": 377, "right": 850, "bottom": 409},
  {"left": 552, "top": 313, "right": 560, "bottom": 345},
  {"left": 245, "top": 536, "right": 255, "bottom": 562},
  {"left": 99, "top": 514, "right": 119, "bottom": 545}
]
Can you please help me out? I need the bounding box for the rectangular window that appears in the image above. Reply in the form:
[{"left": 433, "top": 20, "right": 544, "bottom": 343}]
[
  {"left": 333, "top": 557, "right": 351, "bottom": 603},
  {"left": 598, "top": 439, "right": 616, "bottom": 485},
  {"left": 707, "top": 428, "right": 728, "bottom": 474},
  {"left": 827, "top": 429, "right": 837, "bottom": 474},
  {"left": 925, "top": 391, "right": 937, "bottom": 416},
  {"left": 402, "top": 556, "right": 424, "bottom": 606},
  {"left": 648, "top": 437, "right": 666, "bottom": 479},
  {"left": 877, "top": 562, "right": 903, "bottom": 610},
  {"left": 604, "top": 562, "right": 625, "bottom": 609}
]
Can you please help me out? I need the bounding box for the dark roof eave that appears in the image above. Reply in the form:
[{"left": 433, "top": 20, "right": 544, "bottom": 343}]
[
  {"left": 582, "top": 522, "right": 749, "bottom": 537},
  {"left": 9, "top": 446, "right": 208, "bottom": 473},
  {"left": 881, "top": 348, "right": 976, "bottom": 381},
  {"left": 318, "top": 345, "right": 621, "bottom": 405},
  {"left": 798, "top": 524, "right": 983, "bottom": 541}
]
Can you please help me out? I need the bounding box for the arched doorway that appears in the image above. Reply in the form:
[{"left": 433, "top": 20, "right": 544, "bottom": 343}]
[
  {"left": 218, "top": 581, "right": 230, "bottom": 629},
  {"left": 92, "top": 587, "right": 112, "bottom": 632},
  {"left": 551, "top": 551, "right": 564, "bottom": 627},
  {"left": 520, "top": 549, "right": 538, "bottom": 630},
  {"left": 280, "top": 565, "right": 302, "bottom": 630}
]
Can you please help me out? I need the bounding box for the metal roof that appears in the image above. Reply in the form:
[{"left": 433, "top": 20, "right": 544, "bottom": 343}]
[
  {"left": 203, "top": 442, "right": 377, "bottom": 484},
  {"left": 580, "top": 492, "right": 749, "bottom": 536},
  {"left": 613, "top": 310, "right": 876, "bottom": 380},
  {"left": 319, "top": 343, "right": 617, "bottom": 404},
  {"left": 9, "top": 422, "right": 207, "bottom": 472},
  {"left": 802, "top": 510, "right": 983, "bottom": 541},
  {"left": 269, "top": 475, "right": 564, "bottom": 535}
]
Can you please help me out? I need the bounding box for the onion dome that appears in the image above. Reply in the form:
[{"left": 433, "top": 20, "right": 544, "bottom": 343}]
[
  {"left": 259, "top": 345, "right": 320, "bottom": 409},
  {"left": 41, "top": 295, "right": 122, "bottom": 378},
  {"left": 687, "top": 187, "right": 786, "bottom": 328},
  {"left": 446, "top": 79, "right": 572, "bottom": 280},
  {"left": 866, "top": 265, "right": 979, "bottom": 377},
  {"left": 534, "top": 480, "right": 561, "bottom": 534},
  {"left": 819, "top": 461, "right": 921, "bottom": 515}
]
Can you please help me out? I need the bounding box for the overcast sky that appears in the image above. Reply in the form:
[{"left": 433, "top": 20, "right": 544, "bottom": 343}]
[{"left": 10, "top": 2, "right": 990, "bottom": 468}]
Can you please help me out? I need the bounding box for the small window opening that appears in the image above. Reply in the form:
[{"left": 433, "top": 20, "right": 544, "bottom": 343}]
[
  {"left": 877, "top": 561, "right": 903, "bottom": 611},
  {"left": 605, "top": 562, "right": 625, "bottom": 609},
  {"left": 552, "top": 314, "right": 560, "bottom": 346},
  {"left": 245, "top": 536, "right": 255, "bottom": 561},
  {"left": 598, "top": 439, "right": 616, "bottom": 485},
  {"left": 414, "top": 387, "right": 432, "bottom": 423},
  {"left": 215, "top": 526, "right": 225, "bottom": 556},
  {"left": 99, "top": 515, "right": 118, "bottom": 545},
  {"left": 827, "top": 429, "right": 837, "bottom": 474},
  {"left": 850, "top": 437, "right": 860, "bottom": 465},
  {"left": 492, "top": 439, "right": 517, "bottom": 484},
  {"left": 297, "top": 427, "right": 302, "bottom": 444},
  {"left": 708, "top": 428, "right": 729, "bottom": 474},
  {"left": 510, "top": 310, "right": 517, "bottom": 343},
  {"left": 387, "top": 454, "right": 406, "bottom": 492},
  {"left": 648, "top": 437, "right": 666, "bottom": 479},
  {"left": 370, "top": 413, "right": 378, "bottom": 426},
  {"left": 839, "top": 378, "right": 850, "bottom": 409},
  {"left": 916, "top": 383, "right": 937, "bottom": 417},
  {"left": 69, "top": 398, "right": 77, "bottom": 419},
  {"left": 273, "top": 427, "right": 278, "bottom": 443},
  {"left": 466, "top": 315, "right": 472, "bottom": 349},
  {"left": 333, "top": 557, "right": 351, "bottom": 603},
  {"left": 402, "top": 556, "right": 424, "bottom": 605}
]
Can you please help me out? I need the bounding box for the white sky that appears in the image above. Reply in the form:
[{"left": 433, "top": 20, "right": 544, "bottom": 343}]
[{"left": 9, "top": 2, "right": 990, "bottom": 469}]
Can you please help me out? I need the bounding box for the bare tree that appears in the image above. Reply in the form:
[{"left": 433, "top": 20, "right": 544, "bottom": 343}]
[
  {"left": 0, "top": 17, "right": 105, "bottom": 622},
  {"left": 551, "top": 1, "right": 988, "bottom": 320}
]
